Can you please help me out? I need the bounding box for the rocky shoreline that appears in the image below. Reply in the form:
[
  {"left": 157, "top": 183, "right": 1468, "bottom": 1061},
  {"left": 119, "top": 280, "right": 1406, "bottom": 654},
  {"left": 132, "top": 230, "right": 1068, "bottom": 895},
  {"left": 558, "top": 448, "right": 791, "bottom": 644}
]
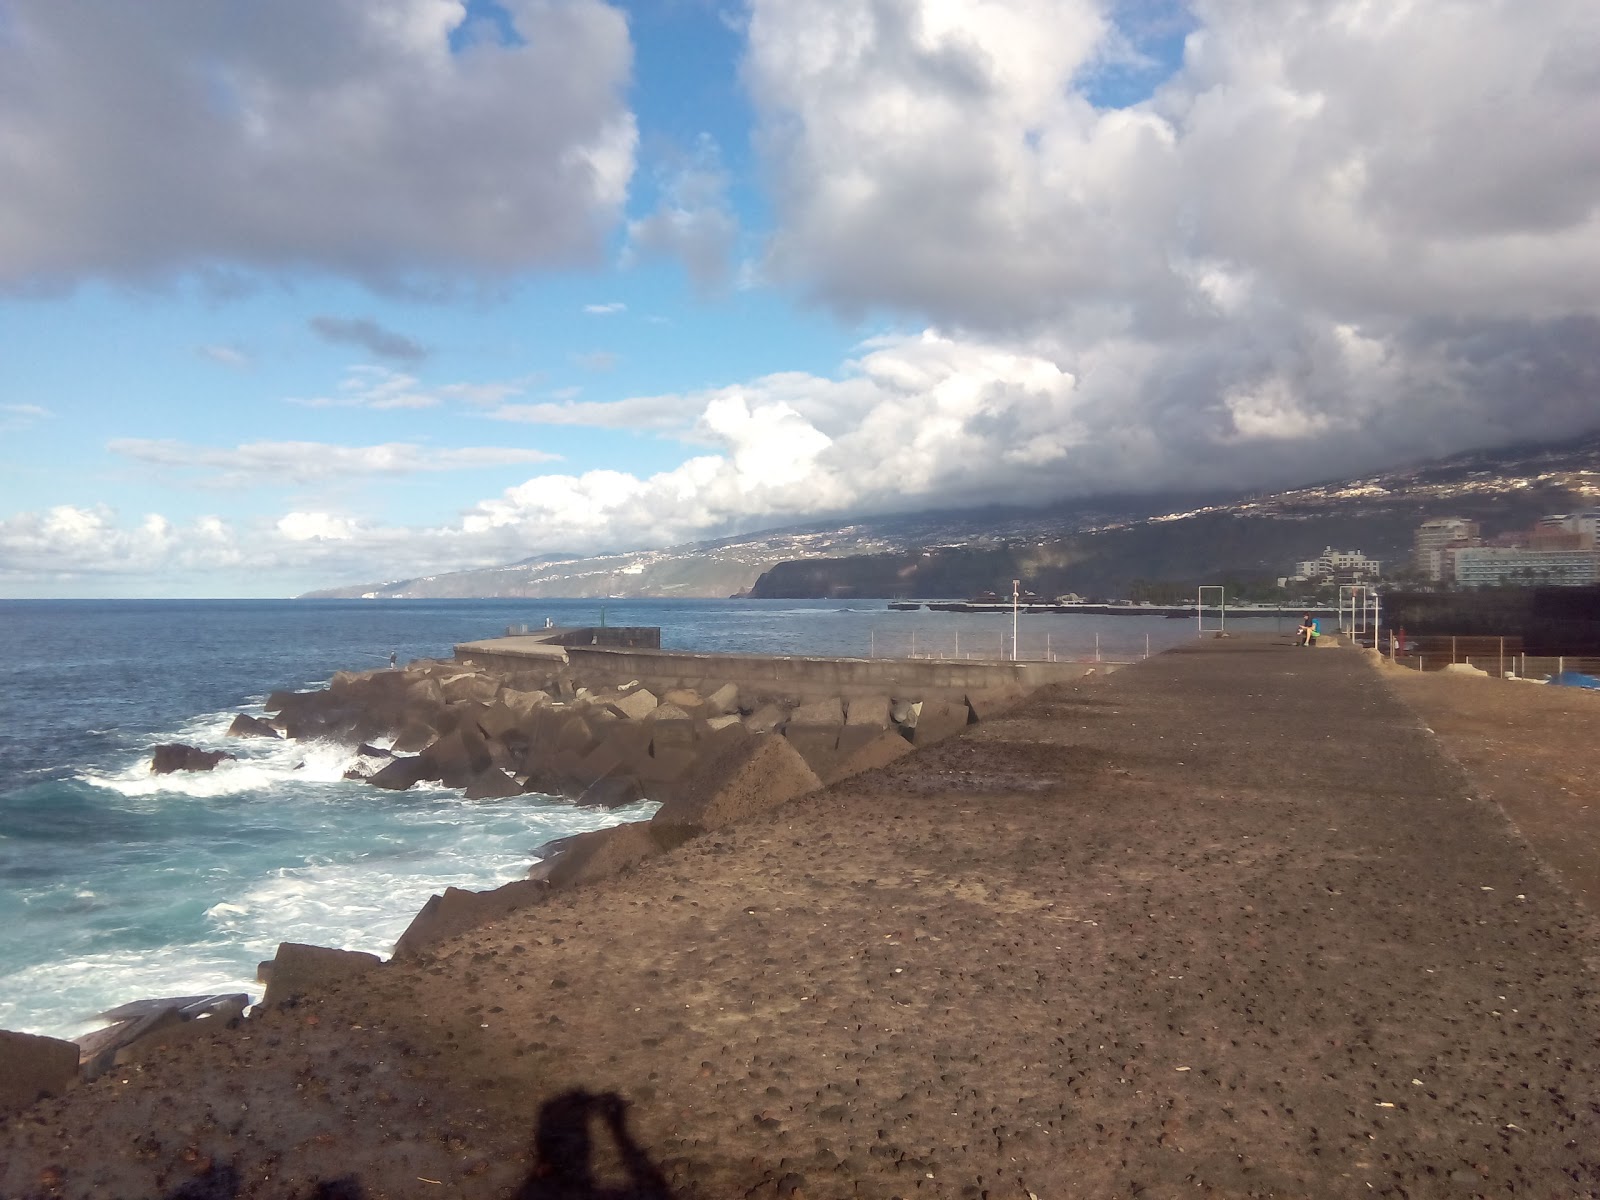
[{"left": 2, "top": 641, "right": 1056, "bottom": 1117}]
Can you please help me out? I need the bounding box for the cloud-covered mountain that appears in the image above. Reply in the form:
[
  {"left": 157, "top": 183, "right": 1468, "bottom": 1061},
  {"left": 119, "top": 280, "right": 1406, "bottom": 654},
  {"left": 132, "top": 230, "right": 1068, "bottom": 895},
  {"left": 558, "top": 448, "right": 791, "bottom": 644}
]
[{"left": 302, "top": 431, "right": 1600, "bottom": 600}]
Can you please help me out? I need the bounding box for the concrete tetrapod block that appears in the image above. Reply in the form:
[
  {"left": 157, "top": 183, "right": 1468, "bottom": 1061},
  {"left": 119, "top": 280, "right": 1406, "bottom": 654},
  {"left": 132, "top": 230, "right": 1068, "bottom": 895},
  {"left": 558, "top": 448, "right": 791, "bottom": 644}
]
[
  {"left": 650, "top": 717, "right": 697, "bottom": 757},
  {"left": 440, "top": 672, "right": 499, "bottom": 704},
  {"left": 390, "top": 720, "right": 438, "bottom": 754},
  {"left": 392, "top": 880, "right": 552, "bottom": 959},
  {"left": 609, "top": 688, "right": 659, "bottom": 721},
  {"left": 703, "top": 682, "right": 740, "bottom": 716},
  {"left": 367, "top": 755, "right": 434, "bottom": 791},
  {"left": 661, "top": 688, "right": 705, "bottom": 713},
  {"left": 790, "top": 696, "right": 845, "bottom": 726},
  {"left": 831, "top": 727, "right": 914, "bottom": 782},
  {"left": 844, "top": 695, "right": 891, "bottom": 728},
  {"left": 226, "top": 713, "right": 282, "bottom": 739},
  {"left": 965, "top": 688, "right": 1026, "bottom": 723},
  {"left": 463, "top": 767, "right": 523, "bottom": 800},
  {"left": 535, "top": 822, "right": 697, "bottom": 890},
  {"left": 0, "top": 1029, "right": 79, "bottom": 1116},
  {"left": 743, "top": 703, "right": 788, "bottom": 734},
  {"left": 783, "top": 723, "right": 844, "bottom": 782},
  {"left": 419, "top": 726, "right": 494, "bottom": 789},
  {"left": 259, "top": 943, "right": 382, "bottom": 1007},
  {"left": 910, "top": 698, "right": 973, "bottom": 747},
  {"left": 652, "top": 733, "right": 822, "bottom": 834}
]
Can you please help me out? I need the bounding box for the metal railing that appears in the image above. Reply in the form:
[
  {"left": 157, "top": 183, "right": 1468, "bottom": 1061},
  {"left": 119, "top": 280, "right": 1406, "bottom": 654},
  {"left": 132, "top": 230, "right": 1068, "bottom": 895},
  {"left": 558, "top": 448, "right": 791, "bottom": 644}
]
[
  {"left": 866, "top": 628, "right": 1151, "bottom": 663},
  {"left": 1384, "top": 634, "right": 1600, "bottom": 679}
]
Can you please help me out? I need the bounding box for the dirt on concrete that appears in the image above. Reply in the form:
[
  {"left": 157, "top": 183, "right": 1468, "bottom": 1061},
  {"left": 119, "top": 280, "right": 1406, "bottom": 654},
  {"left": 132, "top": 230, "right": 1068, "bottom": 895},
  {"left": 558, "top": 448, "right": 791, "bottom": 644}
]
[
  {"left": 1379, "top": 660, "right": 1600, "bottom": 914},
  {"left": 2, "top": 637, "right": 1598, "bottom": 1199}
]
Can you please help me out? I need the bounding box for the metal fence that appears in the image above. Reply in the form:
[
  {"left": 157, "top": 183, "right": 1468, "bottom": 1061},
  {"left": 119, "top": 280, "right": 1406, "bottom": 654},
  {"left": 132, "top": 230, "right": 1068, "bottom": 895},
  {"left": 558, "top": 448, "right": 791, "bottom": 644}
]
[
  {"left": 1384, "top": 633, "right": 1600, "bottom": 679},
  {"left": 865, "top": 627, "right": 1151, "bottom": 663}
]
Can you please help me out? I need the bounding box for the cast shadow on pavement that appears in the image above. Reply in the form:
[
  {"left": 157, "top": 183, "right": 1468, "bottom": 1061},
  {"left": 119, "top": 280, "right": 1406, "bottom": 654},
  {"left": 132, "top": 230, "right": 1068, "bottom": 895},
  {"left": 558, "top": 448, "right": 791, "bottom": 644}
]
[{"left": 161, "top": 1089, "right": 672, "bottom": 1200}]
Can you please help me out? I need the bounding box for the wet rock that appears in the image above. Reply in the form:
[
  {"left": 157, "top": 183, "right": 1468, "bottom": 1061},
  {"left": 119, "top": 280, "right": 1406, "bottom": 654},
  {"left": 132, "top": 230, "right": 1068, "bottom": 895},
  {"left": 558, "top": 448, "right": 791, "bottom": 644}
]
[
  {"left": 226, "top": 713, "right": 281, "bottom": 739},
  {"left": 463, "top": 767, "right": 522, "bottom": 800},
  {"left": 419, "top": 727, "right": 494, "bottom": 789},
  {"left": 0, "top": 1029, "right": 79, "bottom": 1116},
  {"left": 150, "top": 743, "right": 237, "bottom": 774},
  {"left": 575, "top": 775, "right": 645, "bottom": 808},
  {"left": 367, "top": 755, "right": 434, "bottom": 791}
]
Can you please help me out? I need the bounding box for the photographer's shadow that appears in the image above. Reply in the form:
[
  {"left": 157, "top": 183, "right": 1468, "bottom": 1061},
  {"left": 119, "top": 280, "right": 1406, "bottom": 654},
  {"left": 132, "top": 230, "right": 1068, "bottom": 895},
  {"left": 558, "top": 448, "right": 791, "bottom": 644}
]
[{"left": 516, "top": 1089, "right": 672, "bottom": 1200}]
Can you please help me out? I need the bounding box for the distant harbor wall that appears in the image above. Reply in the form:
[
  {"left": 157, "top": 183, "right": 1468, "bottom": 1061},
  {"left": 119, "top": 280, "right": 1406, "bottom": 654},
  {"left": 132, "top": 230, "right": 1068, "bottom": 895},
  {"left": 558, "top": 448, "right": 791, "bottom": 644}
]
[{"left": 455, "top": 628, "right": 1115, "bottom": 701}]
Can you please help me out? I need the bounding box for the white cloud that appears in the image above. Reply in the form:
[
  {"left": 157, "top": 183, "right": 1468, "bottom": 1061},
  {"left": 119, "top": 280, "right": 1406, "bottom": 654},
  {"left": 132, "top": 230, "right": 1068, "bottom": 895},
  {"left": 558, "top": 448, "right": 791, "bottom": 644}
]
[
  {"left": 107, "top": 439, "right": 560, "bottom": 486},
  {"left": 197, "top": 345, "right": 252, "bottom": 369},
  {"left": 583, "top": 302, "right": 627, "bottom": 315},
  {"left": 742, "top": 0, "right": 1600, "bottom": 478},
  {"left": 487, "top": 393, "right": 694, "bottom": 432},
  {"left": 289, "top": 365, "right": 532, "bottom": 411},
  {"left": 0, "top": 0, "right": 638, "bottom": 290},
  {"left": 625, "top": 134, "right": 739, "bottom": 294},
  {"left": 277, "top": 512, "right": 357, "bottom": 541}
]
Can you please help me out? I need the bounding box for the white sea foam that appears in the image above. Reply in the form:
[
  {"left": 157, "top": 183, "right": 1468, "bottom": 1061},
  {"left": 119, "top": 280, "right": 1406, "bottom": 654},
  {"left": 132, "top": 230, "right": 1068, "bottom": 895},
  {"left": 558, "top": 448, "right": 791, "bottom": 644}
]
[{"left": 2, "top": 765, "right": 657, "bottom": 1040}]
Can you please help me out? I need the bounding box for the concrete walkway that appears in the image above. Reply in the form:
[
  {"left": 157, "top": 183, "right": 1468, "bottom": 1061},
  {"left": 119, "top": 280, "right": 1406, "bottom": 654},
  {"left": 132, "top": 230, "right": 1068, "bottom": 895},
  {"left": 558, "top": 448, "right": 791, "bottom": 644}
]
[{"left": 3, "top": 637, "right": 1597, "bottom": 1198}]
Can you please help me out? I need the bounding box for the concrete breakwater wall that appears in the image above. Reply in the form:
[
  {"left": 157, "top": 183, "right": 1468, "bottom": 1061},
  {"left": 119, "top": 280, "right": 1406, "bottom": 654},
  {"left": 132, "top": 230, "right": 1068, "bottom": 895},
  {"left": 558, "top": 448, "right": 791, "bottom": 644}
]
[
  {"left": 1, "top": 628, "right": 1112, "bottom": 1113},
  {"left": 457, "top": 627, "right": 1115, "bottom": 702}
]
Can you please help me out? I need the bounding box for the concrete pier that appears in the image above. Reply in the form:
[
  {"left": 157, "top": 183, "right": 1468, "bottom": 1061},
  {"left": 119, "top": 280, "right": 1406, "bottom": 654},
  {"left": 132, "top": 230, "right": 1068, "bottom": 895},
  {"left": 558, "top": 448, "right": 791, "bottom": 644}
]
[
  {"left": 455, "top": 625, "right": 1117, "bottom": 701},
  {"left": 3, "top": 636, "right": 1596, "bottom": 1197}
]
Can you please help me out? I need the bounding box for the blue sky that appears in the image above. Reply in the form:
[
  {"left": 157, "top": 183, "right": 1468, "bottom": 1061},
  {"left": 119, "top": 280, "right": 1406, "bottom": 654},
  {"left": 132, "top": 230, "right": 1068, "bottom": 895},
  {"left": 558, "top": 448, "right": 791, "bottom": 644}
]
[{"left": 2, "top": 0, "right": 1597, "bottom": 597}]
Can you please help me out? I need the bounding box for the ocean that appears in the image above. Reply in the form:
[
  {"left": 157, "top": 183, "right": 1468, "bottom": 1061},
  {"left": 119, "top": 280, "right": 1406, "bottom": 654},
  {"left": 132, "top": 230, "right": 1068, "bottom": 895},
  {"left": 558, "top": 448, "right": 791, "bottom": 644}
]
[{"left": 0, "top": 598, "right": 1209, "bottom": 1040}]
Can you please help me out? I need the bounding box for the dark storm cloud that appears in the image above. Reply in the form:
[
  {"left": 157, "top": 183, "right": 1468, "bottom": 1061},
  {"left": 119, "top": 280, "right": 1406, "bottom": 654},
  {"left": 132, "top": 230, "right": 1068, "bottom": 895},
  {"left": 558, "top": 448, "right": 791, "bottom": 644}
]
[
  {"left": 309, "top": 316, "right": 428, "bottom": 364},
  {"left": 0, "top": 0, "right": 637, "bottom": 291}
]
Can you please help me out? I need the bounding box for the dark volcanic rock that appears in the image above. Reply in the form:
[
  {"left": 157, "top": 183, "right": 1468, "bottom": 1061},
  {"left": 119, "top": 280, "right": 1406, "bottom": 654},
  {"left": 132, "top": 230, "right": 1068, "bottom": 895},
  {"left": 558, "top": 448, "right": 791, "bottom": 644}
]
[
  {"left": 150, "top": 743, "right": 237, "bottom": 774},
  {"left": 463, "top": 767, "right": 522, "bottom": 800},
  {"left": 226, "top": 713, "right": 281, "bottom": 739},
  {"left": 367, "top": 755, "right": 434, "bottom": 791}
]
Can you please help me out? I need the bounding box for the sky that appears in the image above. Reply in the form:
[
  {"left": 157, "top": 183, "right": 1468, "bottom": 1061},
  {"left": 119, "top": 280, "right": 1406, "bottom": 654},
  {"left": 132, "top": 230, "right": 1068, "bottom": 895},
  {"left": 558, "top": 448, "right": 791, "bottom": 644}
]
[{"left": 2, "top": 0, "right": 1599, "bottom": 598}]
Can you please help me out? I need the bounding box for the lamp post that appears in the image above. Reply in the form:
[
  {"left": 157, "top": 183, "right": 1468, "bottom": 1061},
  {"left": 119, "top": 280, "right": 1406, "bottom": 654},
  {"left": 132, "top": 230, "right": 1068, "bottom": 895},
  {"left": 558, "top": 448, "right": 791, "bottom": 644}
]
[{"left": 1012, "top": 578, "right": 1020, "bottom": 661}]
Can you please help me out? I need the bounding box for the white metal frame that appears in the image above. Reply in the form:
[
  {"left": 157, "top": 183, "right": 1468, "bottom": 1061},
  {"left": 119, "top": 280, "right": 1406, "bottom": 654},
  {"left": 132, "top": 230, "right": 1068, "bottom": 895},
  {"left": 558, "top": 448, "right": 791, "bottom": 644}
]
[{"left": 1197, "top": 585, "right": 1226, "bottom": 637}]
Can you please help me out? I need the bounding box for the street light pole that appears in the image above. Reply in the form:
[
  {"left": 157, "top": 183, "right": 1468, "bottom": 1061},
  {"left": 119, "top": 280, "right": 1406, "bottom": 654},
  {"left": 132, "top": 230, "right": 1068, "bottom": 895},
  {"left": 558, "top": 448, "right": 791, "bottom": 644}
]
[{"left": 1012, "top": 578, "right": 1020, "bottom": 662}]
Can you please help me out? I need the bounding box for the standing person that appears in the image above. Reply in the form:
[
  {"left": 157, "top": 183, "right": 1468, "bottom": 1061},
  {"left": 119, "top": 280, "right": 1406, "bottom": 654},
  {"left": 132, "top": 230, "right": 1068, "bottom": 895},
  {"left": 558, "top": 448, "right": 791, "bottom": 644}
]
[{"left": 389, "top": 650, "right": 398, "bottom": 668}]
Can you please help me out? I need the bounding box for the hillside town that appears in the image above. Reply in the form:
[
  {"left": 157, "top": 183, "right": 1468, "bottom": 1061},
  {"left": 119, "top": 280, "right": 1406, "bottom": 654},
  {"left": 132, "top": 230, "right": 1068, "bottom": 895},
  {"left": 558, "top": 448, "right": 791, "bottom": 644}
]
[
  {"left": 1414, "top": 510, "right": 1600, "bottom": 587},
  {"left": 1279, "top": 510, "right": 1600, "bottom": 593}
]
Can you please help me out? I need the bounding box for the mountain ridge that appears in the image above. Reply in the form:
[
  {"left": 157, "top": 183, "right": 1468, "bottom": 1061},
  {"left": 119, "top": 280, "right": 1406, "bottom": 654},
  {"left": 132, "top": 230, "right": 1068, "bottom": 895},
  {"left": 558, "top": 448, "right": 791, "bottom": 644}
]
[{"left": 301, "top": 431, "right": 1600, "bottom": 600}]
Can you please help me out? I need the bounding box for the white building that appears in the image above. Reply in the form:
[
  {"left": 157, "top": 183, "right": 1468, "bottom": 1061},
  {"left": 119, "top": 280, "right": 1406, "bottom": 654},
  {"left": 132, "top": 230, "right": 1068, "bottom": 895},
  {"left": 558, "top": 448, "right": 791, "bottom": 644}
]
[
  {"left": 1289, "top": 547, "right": 1381, "bottom": 581},
  {"left": 1448, "top": 545, "right": 1600, "bottom": 589},
  {"left": 1414, "top": 518, "right": 1481, "bottom": 579}
]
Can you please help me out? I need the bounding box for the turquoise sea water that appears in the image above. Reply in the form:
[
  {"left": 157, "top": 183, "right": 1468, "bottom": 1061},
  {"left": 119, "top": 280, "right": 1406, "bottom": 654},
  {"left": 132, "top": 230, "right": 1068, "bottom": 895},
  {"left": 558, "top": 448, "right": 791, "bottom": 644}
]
[{"left": 0, "top": 598, "right": 1204, "bottom": 1039}]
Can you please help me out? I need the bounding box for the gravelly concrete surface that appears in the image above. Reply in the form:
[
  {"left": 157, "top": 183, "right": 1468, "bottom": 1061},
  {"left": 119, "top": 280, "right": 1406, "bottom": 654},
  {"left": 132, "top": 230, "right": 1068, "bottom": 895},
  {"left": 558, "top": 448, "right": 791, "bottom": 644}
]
[{"left": 3, "top": 637, "right": 1597, "bottom": 1199}]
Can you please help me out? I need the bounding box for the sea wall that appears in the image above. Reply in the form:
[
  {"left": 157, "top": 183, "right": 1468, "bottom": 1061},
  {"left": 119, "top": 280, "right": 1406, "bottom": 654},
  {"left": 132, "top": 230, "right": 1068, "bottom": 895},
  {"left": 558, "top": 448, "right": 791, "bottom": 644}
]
[{"left": 456, "top": 630, "right": 1116, "bottom": 702}]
